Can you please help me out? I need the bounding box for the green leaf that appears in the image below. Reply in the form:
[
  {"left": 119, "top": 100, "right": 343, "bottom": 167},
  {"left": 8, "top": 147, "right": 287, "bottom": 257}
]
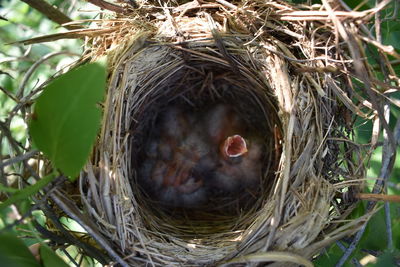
[
  {"left": 373, "top": 249, "right": 400, "bottom": 267},
  {"left": 29, "top": 62, "right": 106, "bottom": 179},
  {"left": 0, "top": 183, "right": 19, "bottom": 193},
  {"left": 314, "top": 243, "right": 355, "bottom": 267},
  {"left": 348, "top": 201, "right": 365, "bottom": 220},
  {"left": 40, "top": 244, "right": 69, "bottom": 267},
  {"left": 0, "top": 232, "right": 41, "bottom": 267},
  {"left": 0, "top": 174, "right": 55, "bottom": 211},
  {"left": 359, "top": 207, "right": 388, "bottom": 250}
]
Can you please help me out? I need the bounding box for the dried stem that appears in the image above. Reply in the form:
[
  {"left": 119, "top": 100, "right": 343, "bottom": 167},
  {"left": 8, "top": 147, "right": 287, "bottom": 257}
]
[
  {"left": 19, "top": 0, "right": 77, "bottom": 30},
  {"left": 86, "top": 0, "right": 127, "bottom": 14}
]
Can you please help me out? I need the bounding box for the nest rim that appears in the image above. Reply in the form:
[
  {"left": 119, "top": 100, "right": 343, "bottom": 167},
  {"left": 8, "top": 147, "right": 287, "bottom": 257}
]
[{"left": 78, "top": 1, "right": 373, "bottom": 265}]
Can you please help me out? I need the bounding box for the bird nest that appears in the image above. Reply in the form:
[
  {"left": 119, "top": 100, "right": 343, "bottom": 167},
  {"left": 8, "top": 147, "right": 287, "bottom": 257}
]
[{"left": 41, "top": 0, "right": 390, "bottom": 265}]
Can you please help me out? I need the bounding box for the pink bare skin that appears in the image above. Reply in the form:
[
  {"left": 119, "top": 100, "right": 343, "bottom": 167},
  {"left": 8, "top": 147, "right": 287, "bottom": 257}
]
[
  {"left": 203, "top": 104, "right": 263, "bottom": 193},
  {"left": 214, "top": 137, "right": 263, "bottom": 192}
]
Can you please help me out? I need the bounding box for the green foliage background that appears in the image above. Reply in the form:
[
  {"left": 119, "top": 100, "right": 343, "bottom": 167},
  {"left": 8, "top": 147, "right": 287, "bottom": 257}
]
[
  {"left": 1, "top": 1, "right": 104, "bottom": 265},
  {"left": 0, "top": 0, "right": 399, "bottom": 266}
]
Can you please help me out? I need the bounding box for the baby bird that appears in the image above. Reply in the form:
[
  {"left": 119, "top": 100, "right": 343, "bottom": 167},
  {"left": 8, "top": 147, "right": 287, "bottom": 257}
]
[
  {"left": 138, "top": 103, "right": 264, "bottom": 209},
  {"left": 203, "top": 104, "right": 263, "bottom": 193},
  {"left": 138, "top": 106, "right": 215, "bottom": 208}
]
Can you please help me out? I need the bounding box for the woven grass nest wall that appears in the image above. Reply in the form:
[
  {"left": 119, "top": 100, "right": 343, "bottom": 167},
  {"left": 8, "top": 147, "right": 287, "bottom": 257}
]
[{"left": 74, "top": 0, "right": 385, "bottom": 265}]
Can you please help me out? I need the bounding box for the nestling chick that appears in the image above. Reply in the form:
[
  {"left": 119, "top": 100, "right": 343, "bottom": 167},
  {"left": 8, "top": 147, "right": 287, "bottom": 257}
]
[
  {"left": 203, "top": 104, "right": 263, "bottom": 193},
  {"left": 213, "top": 136, "right": 263, "bottom": 193},
  {"left": 138, "top": 103, "right": 264, "bottom": 209},
  {"left": 138, "top": 106, "right": 215, "bottom": 208}
]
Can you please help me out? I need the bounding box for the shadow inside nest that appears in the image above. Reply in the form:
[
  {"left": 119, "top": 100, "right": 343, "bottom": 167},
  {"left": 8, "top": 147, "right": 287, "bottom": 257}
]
[{"left": 129, "top": 60, "right": 282, "bottom": 232}]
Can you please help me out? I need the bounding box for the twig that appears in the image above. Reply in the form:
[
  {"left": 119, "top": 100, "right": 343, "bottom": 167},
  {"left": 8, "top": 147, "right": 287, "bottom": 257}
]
[
  {"left": 262, "top": 45, "right": 354, "bottom": 63},
  {"left": 16, "top": 51, "right": 80, "bottom": 99},
  {"left": 215, "top": 0, "right": 238, "bottom": 10},
  {"left": 38, "top": 203, "right": 109, "bottom": 265},
  {"left": 381, "top": 101, "right": 393, "bottom": 251},
  {"left": 375, "top": 0, "right": 382, "bottom": 43},
  {"left": 335, "top": 223, "right": 367, "bottom": 267},
  {"left": 0, "top": 183, "right": 57, "bottom": 233},
  {"left": 0, "top": 121, "right": 25, "bottom": 153},
  {"left": 356, "top": 193, "right": 400, "bottom": 203},
  {"left": 86, "top": 0, "right": 126, "bottom": 14},
  {"left": 330, "top": 0, "right": 397, "bottom": 263},
  {"left": 336, "top": 241, "right": 346, "bottom": 251},
  {"left": 59, "top": 247, "right": 79, "bottom": 267},
  {"left": 0, "top": 86, "right": 19, "bottom": 103},
  {"left": 0, "top": 46, "right": 32, "bottom": 65},
  {"left": 50, "top": 189, "right": 129, "bottom": 267},
  {"left": 384, "top": 202, "right": 393, "bottom": 249},
  {"left": 207, "top": 14, "right": 240, "bottom": 75},
  {"left": 359, "top": 35, "right": 400, "bottom": 60},
  {"left": 336, "top": 103, "right": 397, "bottom": 266},
  {"left": 0, "top": 150, "right": 38, "bottom": 169},
  {"left": 19, "top": 0, "right": 78, "bottom": 30},
  {"left": 336, "top": 241, "right": 363, "bottom": 267},
  {"left": 394, "top": 116, "right": 400, "bottom": 144}
]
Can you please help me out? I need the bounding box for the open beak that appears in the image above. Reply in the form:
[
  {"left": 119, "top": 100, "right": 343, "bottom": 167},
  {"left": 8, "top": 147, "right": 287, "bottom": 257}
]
[{"left": 221, "top": 134, "right": 248, "bottom": 158}]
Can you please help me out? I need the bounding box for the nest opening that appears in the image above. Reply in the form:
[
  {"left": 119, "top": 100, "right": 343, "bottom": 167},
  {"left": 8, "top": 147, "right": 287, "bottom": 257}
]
[{"left": 127, "top": 47, "right": 282, "bottom": 236}]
